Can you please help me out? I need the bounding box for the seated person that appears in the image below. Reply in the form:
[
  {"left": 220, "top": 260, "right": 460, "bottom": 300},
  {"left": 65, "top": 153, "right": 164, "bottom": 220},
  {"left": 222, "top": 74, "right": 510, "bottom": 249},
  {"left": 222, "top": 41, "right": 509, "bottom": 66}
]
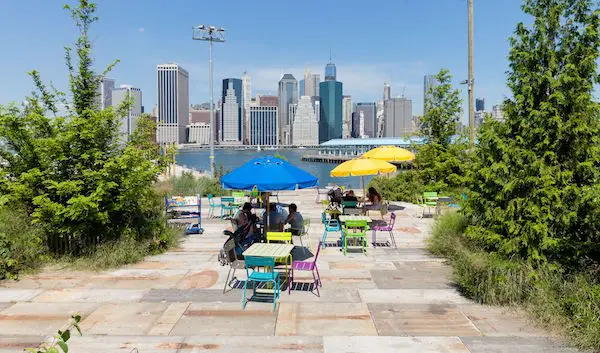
[
  {"left": 263, "top": 203, "right": 284, "bottom": 231},
  {"left": 231, "top": 202, "right": 254, "bottom": 231},
  {"left": 366, "top": 187, "right": 382, "bottom": 209},
  {"left": 285, "top": 203, "right": 304, "bottom": 235},
  {"left": 342, "top": 190, "right": 358, "bottom": 202}
]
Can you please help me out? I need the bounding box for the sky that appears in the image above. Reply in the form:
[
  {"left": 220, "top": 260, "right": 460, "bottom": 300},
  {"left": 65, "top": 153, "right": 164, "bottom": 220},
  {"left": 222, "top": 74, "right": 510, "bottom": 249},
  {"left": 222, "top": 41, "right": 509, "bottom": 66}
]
[{"left": 0, "top": 0, "right": 529, "bottom": 123}]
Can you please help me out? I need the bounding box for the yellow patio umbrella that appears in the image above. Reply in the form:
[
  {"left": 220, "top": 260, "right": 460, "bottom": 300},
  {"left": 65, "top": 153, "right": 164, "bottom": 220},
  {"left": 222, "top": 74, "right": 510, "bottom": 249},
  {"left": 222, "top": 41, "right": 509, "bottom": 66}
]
[
  {"left": 360, "top": 145, "right": 415, "bottom": 162},
  {"left": 330, "top": 158, "right": 396, "bottom": 207}
]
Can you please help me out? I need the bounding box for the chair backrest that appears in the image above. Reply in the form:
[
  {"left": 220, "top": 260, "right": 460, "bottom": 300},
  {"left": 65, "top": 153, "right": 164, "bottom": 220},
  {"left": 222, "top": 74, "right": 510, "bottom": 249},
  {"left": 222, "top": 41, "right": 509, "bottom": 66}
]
[
  {"left": 321, "top": 212, "right": 327, "bottom": 224},
  {"left": 423, "top": 192, "right": 438, "bottom": 201},
  {"left": 302, "top": 219, "right": 311, "bottom": 235},
  {"left": 244, "top": 255, "right": 275, "bottom": 269},
  {"left": 312, "top": 241, "right": 322, "bottom": 263},
  {"left": 389, "top": 212, "right": 396, "bottom": 227},
  {"left": 223, "top": 238, "right": 236, "bottom": 264},
  {"left": 266, "top": 231, "right": 292, "bottom": 244},
  {"left": 342, "top": 200, "right": 358, "bottom": 208},
  {"left": 381, "top": 201, "right": 389, "bottom": 215},
  {"left": 344, "top": 219, "right": 368, "bottom": 229},
  {"left": 221, "top": 196, "right": 235, "bottom": 205},
  {"left": 232, "top": 191, "right": 245, "bottom": 203},
  {"left": 207, "top": 194, "right": 215, "bottom": 206}
]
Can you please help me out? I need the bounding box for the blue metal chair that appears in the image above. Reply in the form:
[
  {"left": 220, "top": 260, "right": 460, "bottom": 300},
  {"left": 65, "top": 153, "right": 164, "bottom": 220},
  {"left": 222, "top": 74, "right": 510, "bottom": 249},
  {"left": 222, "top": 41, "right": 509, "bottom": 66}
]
[
  {"left": 220, "top": 196, "right": 237, "bottom": 219},
  {"left": 321, "top": 212, "right": 341, "bottom": 248},
  {"left": 243, "top": 256, "right": 280, "bottom": 311}
]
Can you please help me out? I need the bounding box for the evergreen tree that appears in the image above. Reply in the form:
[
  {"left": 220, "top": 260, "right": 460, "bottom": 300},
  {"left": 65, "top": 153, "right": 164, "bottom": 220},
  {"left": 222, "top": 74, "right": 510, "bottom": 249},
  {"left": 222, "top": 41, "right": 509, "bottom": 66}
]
[{"left": 466, "top": 0, "right": 600, "bottom": 265}]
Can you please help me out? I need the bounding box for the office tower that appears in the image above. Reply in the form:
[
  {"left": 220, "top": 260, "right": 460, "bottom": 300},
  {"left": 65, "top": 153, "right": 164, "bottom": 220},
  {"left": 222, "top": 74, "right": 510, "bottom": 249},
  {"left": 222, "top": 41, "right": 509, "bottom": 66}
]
[
  {"left": 376, "top": 100, "right": 385, "bottom": 137},
  {"left": 299, "top": 79, "right": 305, "bottom": 97},
  {"left": 383, "top": 82, "right": 391, "bottom": 101},
  {"left": 278, "top": 74, "right": 298, "bottom": 145},
  {"left": 242, "top": 72, "right": 252, "bottom": 143},
  {"left": 222, "top": 81, "right": 241, "bottom": 143},
  {"left": 319, "top": 80, "right": 343, "bottom": 143},
  {"left": 221, "top": 78, "right": 242, "bottom": 142},
  {"left": 258, "top": 95, "right": 278, "bottom": 107},
  {"left": 384, "top": 97, "right": 413, "bottom": 137},
  {"left": 342, "top": 95, "right": 353, "bottom": 138},
  {"left": 156, "top": 64, "right": 189, "bottom": 144},
  {"left": 476, "top": 97, "right": 485, "bottom": 112},
  {"left": 492, "top": 104, "right": 504, "bottom": 121},
  {"left": 189, "top": 108, "right": 211, "bottom": 124},
  {"left": 111, "top": 85, "right": 142, "bottom": 138},
  {"left": 249, "top": 106, "right": 278, "bottom": 145},
  {"left": 304, "top": 66, "right": 320, "bottom": 97},
  {"left": 355, "top": 102, "right": 377, "bottom": 138},
  {"left": 95, "top": 77, "right": 115, "bottom": 109},
  {"left": 423, "top": 74, "right": 439, "bottom": 114},
  {"left": 292, "top": 96, "right": 319, "bottom": 146},
  {"left": 475, "top": 110, "right": 485, "bottom": 129},
  {"left": 312, "top": 74, "right": 321, "bottom": 96},
  {"left": 325, "top": 62, "right": 336, "bottom": 81},
  {"left": 186, "top": 123, "right": 211, "bottom": 144}
]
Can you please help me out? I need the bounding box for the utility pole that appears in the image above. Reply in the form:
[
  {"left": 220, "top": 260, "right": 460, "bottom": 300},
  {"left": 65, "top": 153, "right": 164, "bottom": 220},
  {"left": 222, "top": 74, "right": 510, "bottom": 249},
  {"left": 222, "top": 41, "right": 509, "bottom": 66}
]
[
  {"left": 193, "top": 25, "right": 226, "bottom": 177},
  {"left": 468, "top": 0, "right": 475, "bottom": 145}
]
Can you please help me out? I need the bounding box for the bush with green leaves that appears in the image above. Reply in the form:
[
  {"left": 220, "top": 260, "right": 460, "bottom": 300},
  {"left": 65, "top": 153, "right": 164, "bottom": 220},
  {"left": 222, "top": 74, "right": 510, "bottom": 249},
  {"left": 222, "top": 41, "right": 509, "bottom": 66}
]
[
  {"left": 465, "top": 0, "right": 600, "bottom": 266},
  {"left": 0, "top": 0, "right": 167, "bottom": 254}
]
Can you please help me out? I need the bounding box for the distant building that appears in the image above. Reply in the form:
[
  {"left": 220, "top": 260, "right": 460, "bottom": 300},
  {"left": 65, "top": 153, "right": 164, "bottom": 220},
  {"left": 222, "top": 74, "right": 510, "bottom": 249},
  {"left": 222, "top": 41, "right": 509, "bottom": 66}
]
[
  {"left": 299, "top": 79, "right": 305, "bottom": 97},
  {"left": 342, "top": 95, "right": 353, "bottom": 138},
  {"left": 278, "top": 74, "right": 298, "bottom": 145},
  {"left": 319, "top": 79, "right": 343, "bottom": 143},
  {"left": 303, "top": 67, "right": 319, "bottom": 97},
  {"left": 96, "top": 77, "right": 115, "bottom": 109},
  {"left": 111, "top": 85, "right": 142, "bottom": 138},
  {"left": 292, "top": 96, "right": 320, "bottom": 146},
  {"left": 423, "top": 74, "right": 439, "bottom": 114},
  {"left": 249, "top": 106, "right": 278, "bottom": 145},
  {"left": 313, "top": 74, "right": 320, "bottom": 96},
  {"left": 383, "top": 82, "right": 391, "bottom": 101},
  {"left": 384, "top": 97, "right": 413, "bottom": 137},
  {"left": 221, "top": 78, "right": 242, "bottom": 142},
  {"left": 222, "top": 81, "right": 241, "bottom": 144},
  {"left": 325, "top": 61, "right": 337, "bottom": 81},
  {"left": 376, "top": 100, "right": 385, "bottom": 138},
  {"left": 475, "top": 111, "right": 485, "bottom": 129},
  {"left": 258, "top": 95, "right": 278, "bottom": 107},
  {"left": 492, "top": 104, "right": 504, "bottom": 121},
  {"left": 355, "top": 102, "right": 377, "bottom": 138},
  {"left": 156, "top": 64, "right": 189, "bottom": 144},
  {"left": 242, "top": 72, "right": 252, "bottom": 144},
  {"left": 189, "top": 109, "right": 211, "bottom": 124},
  {"left": 476, "top": 98, "right": 485, "bottom": 112},
  {"left": 187, "top": 123, "right": 210, "bottom": 144}
]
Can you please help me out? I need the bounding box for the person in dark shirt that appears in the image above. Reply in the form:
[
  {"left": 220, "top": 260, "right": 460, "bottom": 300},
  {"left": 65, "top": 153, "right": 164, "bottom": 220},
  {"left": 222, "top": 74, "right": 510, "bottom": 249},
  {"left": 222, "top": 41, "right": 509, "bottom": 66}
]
[{"left": 285, "top": 203, "right": 304, "bottom": 235}]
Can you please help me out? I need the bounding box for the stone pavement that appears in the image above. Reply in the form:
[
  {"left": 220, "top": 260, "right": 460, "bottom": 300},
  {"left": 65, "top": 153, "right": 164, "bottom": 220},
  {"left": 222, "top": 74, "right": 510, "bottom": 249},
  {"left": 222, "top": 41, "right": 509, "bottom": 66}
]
[{"left": 0, "top": 189, "right": 579, "bottom": 353}]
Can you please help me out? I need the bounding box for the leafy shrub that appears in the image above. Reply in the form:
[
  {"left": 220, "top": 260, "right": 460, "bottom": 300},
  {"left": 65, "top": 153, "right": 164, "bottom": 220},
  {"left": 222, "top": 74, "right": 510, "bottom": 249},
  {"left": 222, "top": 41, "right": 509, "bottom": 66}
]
[{"left": 157, "top": 172, "right": 224, "bottom": 197}]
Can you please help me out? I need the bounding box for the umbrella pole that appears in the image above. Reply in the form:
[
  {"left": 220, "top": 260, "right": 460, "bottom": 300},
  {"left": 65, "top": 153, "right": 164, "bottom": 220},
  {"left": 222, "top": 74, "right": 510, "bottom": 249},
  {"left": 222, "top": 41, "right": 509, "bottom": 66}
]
[
  {"left": 265, "top": 192, "right": 270, "bottom": 241},
  {"left": 362, "top": 176, "right": 366, "bottom": 215}
]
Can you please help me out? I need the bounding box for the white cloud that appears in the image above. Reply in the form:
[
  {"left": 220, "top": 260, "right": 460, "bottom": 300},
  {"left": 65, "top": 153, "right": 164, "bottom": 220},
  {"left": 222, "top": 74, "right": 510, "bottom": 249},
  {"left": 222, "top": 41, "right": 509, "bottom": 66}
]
[{"left": 137, "top": 27, "right": 145, "bottom": 33}]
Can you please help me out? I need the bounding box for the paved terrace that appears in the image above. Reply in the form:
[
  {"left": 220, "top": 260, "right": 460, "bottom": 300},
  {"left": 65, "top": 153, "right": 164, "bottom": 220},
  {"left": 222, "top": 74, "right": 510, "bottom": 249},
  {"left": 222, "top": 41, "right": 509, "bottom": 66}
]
[{"left": 0, "top": 189, "right": 578, "bottom": 353}]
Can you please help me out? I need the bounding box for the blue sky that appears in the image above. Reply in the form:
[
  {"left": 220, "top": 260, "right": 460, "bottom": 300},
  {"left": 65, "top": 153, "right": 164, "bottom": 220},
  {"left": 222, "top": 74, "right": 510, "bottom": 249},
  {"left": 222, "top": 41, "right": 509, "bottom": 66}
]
[{"left": 0, "top": 0, "right": 528, "bottom": 123}]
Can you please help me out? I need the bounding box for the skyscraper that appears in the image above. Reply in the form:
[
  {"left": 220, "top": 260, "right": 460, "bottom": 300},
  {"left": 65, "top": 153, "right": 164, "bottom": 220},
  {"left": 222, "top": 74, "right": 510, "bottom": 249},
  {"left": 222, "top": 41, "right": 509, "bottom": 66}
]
[
  {"left": 221, "top": 78, "right": 242, "bottom": 142},
  {"left": 292, "top": 96, "right": 319, "bottom": 146},
  {"left": 383, "top": 82, "right": 391, "bottom": 101},
  {"left": 355, "top": 102, "right": 377, "bottom": 138},
  {"left": 96, "top": 77, "right": 115, "bottom": 109},
  {"left": 304, "top": 66, "right": 319, "bottom": 97},
  {"left": 258, "top": 95, "right": 278, "bottom": 107},
  {"left": 376, "top": 100, "right": 385, "bottom": 138},
  {"left": 325, "top": 62, "right": 336, "bottom": 81},
  {"left": 384, "top": 97, "right": 413, "bottom": 137},
  {"left": 319, "top": 80, "right": 343, "bottom": 143},
  {"left": 156, "top": 64, "right": 189, "bottom": 144},
  {"left": 423, "top": 74, "right": 439, "bottom": 114},
  {"left": 299, "top": 79, "right": 305, "bottom": 97},
  {"left": 476, "top": 98, "right": 485, "bottom": 112},
  {"left": 111, "top": 85, "right": 142, "bottom": 138},
  {"left": 249, "top": 106, "right": 278, "bottom": 146},
  {"left": 278, "top": 74, "right": 298, "bottom": 145},
  {"left": 242, "top": 72, "right": 252, "bottom": 144},
  {"left": 313, "top": 74, "right": 320, "bottom": 96},
  {"left": 222, "top": 81, "right": 241, "bottom": 143},
  {"left": 342, "top": 95, "right": 352, "bottom": 138}
]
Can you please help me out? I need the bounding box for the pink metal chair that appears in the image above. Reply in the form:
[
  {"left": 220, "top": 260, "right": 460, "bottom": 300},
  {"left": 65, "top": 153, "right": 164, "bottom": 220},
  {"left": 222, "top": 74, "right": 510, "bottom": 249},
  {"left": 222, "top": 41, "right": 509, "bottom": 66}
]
[
  {"left": 288, "top": 241, "right": 322, "bottom": 296},
  {"left": 372, "top": 212, "right": 397, "bottom": 248}
]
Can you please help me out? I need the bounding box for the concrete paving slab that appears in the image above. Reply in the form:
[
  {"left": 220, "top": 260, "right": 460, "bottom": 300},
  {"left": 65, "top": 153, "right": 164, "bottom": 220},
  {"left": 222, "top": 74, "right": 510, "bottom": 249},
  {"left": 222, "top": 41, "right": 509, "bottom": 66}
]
[
  {"left": 84, "top": 269, "right": 189, "bottom": 290},
  {"left": 371, "top": 265, "right": 453, "bottom": 289},
  {"left": 323, "top": 336, "right": 471, "bottom": 353},
  {"left": 142, "top": 288, "right": 241, "bottom": 303},
  {"left": 80, "top": 302, "right": 169, "bottom": 335},
  {"left": 312, "top": 269, "right": 376, "bottom": 289},
  {"left": 33, "top": 288, "right": 147, "bottom": 303},
  {"left": 328, "top": 261, "right": 397, "bottom": 270},
  {"left": 368, "top": 303, "right": 481, "bottom": 336},
  {"left": 148, "top": 303, "right": 190, "bottom": 335},
  {"left": 179, "top": 336, "right": 324, "bottom": 352},
  {"left": 280, "top": 287, "right": 361, "bottom": 303},
  {"left": 359, "top": 289, "right": 471, "bottom": 304},
  {"left": 0, "top": 289, "right": 43, "bottom": 302},
  {"left": 459, "top": 337, "right": 579, "bottom": 353},
  {"left": 0, "top": 271, "right": 90, "bottom": 289},
  {"left": 276, "top": 302, "right": 377, "bottom": 336},
  {"left": 0, "top": 336, "right": 44, "bottom": 353},
  {"left": 459, "top": 305, "right": 548, "bottom": 337},
  {"left": 170, "top": 303, "right": 277, "bottom": 336},
  {"left": 0, "top": 302, "right": 99, "bottom": 335},
  {"left": 63, "top": 335, "right": 184, "bottom": 353},
  {"left": 176, "top": 270, "right": 221, "bottom": 289}
]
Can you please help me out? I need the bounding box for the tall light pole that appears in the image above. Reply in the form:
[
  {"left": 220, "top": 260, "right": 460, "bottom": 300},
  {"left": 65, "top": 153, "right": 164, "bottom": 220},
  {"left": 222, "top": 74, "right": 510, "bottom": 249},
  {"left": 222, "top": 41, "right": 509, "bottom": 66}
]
[
  {"left": 468, "top": 0, "right": 475, "bottom": 145},
  {"left": 193, "top": 25, "right": 225, "bottom": 177}
]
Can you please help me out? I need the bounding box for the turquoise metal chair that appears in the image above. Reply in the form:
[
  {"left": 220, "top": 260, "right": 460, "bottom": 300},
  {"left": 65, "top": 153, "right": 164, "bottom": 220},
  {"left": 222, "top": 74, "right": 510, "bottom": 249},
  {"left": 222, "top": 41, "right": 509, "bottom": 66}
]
[
  {"left": 220, "top": 196, "right": 237, "bottom": 219},
  {"left": 321, "top": 212, "right": 341, "bottom": 248},
  {"left": 242, "top": 256, "right": 280, "bottom": 311},
  {"left": 207, "top": 194, "right": 221, "bottom": 218}
]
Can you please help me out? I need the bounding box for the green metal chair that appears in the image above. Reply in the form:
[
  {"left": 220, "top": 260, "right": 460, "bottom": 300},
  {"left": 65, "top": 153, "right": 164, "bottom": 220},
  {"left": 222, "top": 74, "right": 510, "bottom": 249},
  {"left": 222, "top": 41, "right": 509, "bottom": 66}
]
[
  {"left": 342, "top": 219, "right": 369, "bottom": 256},
  {"left": 232, "top": 191, "right": 246, "bottom": 206},
  {"left": 420, "top": 192, "right": 438, "bottom": 217},
  {"left": 341, "top": 200, "right": 358, "bottom": 214}
]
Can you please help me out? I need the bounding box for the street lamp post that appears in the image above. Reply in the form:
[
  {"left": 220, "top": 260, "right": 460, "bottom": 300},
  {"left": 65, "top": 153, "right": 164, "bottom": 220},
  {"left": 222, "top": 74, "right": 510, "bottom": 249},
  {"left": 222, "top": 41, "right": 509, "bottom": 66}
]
[
  {"left": 193, "top": 25, "right": 225, "bottom": 177},
  {"left": 468, "top": 0, "right": 475, "bottom": 145}
]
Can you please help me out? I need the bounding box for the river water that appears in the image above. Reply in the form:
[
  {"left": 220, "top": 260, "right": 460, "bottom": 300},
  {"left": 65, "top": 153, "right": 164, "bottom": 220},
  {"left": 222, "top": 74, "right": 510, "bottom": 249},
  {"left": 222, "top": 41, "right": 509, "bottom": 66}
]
[{"left": 176, "top": 148, "right": 371, "bottom": 189}]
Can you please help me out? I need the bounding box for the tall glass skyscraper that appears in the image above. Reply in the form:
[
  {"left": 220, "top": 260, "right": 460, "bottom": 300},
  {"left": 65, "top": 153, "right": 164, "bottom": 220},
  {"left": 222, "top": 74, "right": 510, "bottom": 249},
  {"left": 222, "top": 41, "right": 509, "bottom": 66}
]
[
  {"left": 319, "top": 80, "right": 343, "bottom": 143},
  {"left": 278, "top": 74, "right": 298, "bottom": 145},
  {"left": 325, "top": 62, "right": 336, "bottom": 81},
  {"left": 221, "top": 78, "right": 242, "bottom": 141},
  {"left": 423, "top": 74, "right": 439, "bottom": 114}
]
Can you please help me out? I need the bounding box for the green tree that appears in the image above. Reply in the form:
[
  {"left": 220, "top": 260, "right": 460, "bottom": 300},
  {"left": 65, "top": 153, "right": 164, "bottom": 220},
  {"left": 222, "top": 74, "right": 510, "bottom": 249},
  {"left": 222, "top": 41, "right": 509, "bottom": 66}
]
[
  {"left": 0, "top": 0, "right": 166, "bottom": 253},
  {"left": 466, "top": 0, "right": 600, "bottom": 265},
  {"left": 420, "top": 69, "right": 462, "bottom": 146}
]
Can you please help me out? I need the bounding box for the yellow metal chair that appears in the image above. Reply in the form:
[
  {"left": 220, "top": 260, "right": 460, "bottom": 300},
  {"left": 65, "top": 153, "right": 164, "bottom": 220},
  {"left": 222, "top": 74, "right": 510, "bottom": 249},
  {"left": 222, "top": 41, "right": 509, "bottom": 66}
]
[{"left": 266, "top": 231, "right": 293, "bottom": 276}]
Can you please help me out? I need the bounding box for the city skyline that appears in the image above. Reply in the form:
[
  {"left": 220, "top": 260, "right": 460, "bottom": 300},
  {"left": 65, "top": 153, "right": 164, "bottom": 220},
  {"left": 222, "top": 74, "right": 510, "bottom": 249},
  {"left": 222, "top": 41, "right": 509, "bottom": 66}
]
[{"left": 0, "top": 0, "right": 532, "bottom": 124}]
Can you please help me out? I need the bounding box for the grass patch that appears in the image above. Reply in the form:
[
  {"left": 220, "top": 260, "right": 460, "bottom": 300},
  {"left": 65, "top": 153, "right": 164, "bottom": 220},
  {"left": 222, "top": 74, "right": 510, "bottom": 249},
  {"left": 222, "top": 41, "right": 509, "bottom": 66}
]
[
  {"left": 156, "top": 172, "right": 226, "bottom": 197},
  {"left": 428, "top": 212, "right": 600, "bottom": 351}
]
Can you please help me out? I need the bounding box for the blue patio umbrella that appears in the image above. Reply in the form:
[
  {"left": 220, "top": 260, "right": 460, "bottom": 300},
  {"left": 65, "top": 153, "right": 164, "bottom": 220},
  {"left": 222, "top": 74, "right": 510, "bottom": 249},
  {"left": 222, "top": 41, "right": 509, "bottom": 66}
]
[{"left": 221, "top": 156, "right": 318, "bottom": 231}]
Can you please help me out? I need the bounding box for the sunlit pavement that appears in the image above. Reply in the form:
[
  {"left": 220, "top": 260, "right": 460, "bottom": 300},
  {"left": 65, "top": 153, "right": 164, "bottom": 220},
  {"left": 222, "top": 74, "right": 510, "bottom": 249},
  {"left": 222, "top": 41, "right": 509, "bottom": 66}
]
[{"left": 0, "top": 189, "right": 578, "bottom": 353}]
